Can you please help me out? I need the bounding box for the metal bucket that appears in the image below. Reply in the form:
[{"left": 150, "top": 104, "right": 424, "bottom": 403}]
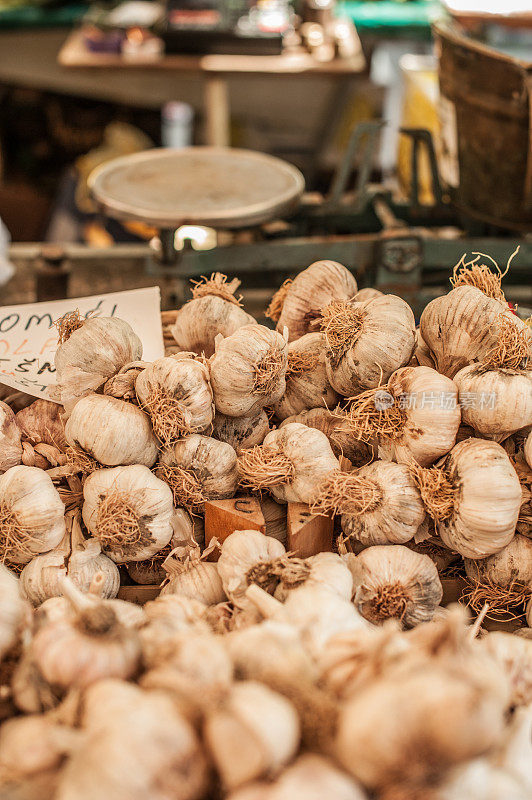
[{"left": 434, "top": 21, "right": 532, "bottom": 232}]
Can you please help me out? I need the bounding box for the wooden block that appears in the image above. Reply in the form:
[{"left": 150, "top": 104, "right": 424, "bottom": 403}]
[
  {"left": 204, "top": 496, "right": 266, "bottom": 559},
  {"left": 287, "top": 503, "right": 333, "bottom": 558},
  {"left": 118, "top": 585, "right": 160, "bottom": 604}
]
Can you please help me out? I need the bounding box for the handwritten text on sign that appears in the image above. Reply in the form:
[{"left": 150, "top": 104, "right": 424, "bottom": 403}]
[{"left": 0, "top": 287, "right": 164, "bottom": 401}]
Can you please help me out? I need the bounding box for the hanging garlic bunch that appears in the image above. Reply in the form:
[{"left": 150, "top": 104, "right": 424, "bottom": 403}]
[
  {"left": 0, "top": 466, "right": 65, "bottom": 564},
  {"left": 228, "top": 754, "right": 368, "bottom": 800},
  {"left": 454, "top": 314, "right": 532, "bottom": 440},
  {"left": 65, "top": 394, "right": 158, "bottom": 468},
  {"left": 280, "top": 407, "right": 373, "bottom": 467},
  {"left": 267, "top": 260, "right": 357, "bottom": 342},
  {"left": 135, "top": 354, "right": 213, "bottom": 447},
  {"left": 57, "top": 679, "right": 208, "bottom": 800},
  {"left": 411, "top": 438, "right": 521, "bottom": 558},
  {"left": 161, "top": 541, "right": 226, "bottom": 605},
  {"left": 82, "top": 465, "right": 175, "bottom": 562},
  {"left": 20, "top": 512, "right": 119, "bottom": 606},
  {"left": 334, "top": 633, "right": 509, "bottom": 792},
  {"left": 0, "top": 401, "right": 22, "bottom": 473},
  {"left": 54, "top": 314, "right": 142, "bottom": 410},
  {"left": 204, "top": 680, "right": 300, "bottom": 791},
  {"left": 213, "top": 409, "right": 270, "bottom": 454},
  {"left": 0, "top": 564, "right": 29, "bottom": 660},
  {"left": 343, "top": 544, "right": 441, "bottom": 628},
  {"left": 16, "top": 399, "right": 66, "bottom": 470},
  {"left": 157, "top": 434, "right": 238, "bottom": 513},
  {"left": 480, "top": 632, "right": 532, "bottom": 708},
  {"left": 210, "top": 324, "right": 288, "bottom": 417},
  {"left": 238, "top": 423, "right": 339, "bottom": 504},
  {"left": 336, "top": 366, "right": 461, "bottom": 467},
  {"left": 312, "top": 462, "right": 426, "bottom": 548},
  {"left": 320, "top": 294, "right": 416, "bottom": 397},
  {"left": 171, "top": 273, "right": 256, "bottom": 358},
  {"left": 273, "top": 333, "right": 339, "bottom": 421},
  {"left": 419, "top": 285, "right": 526, "bottom": 378}
]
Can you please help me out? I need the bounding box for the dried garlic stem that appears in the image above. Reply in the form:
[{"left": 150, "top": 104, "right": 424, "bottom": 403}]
[
  {"left": 238, "top": 445, "right": 295, "bottom": 491},
  {"left": 449, "top": 246, "right": 518, "bottom": 302},
  {"left": 410, "top": 465, "right": 456, "bottom": 522},
  {"left": 266, "top": 278, "right": 293, "bottom": 322},
  {"left": 480, "top": 314, "right": 531, "bottom": 371},
  {"left": 55, "top": 310, "right": 84, "bottom": 344},
  {"left": 139, "top": 389, "right": 194, "bottom": 447},
  {"left": 65, "top": 446, "right": 99, "bottom": 476},
  {"left": 311, "top": 471, "right": 382, "bottom": 517},
  {"left": 336, "top": 387, "right": 406, "bottom": 443},
  {"left": 252, "top": 347, "right": 287, "bottom": 396},
  {"left": 156, "top": 463, "right": 204, "bottom": 513},
  {"left": 319, "top": 300, "right": 366, "bottom": 365},
  {"left": 191, "top": 273, "right": 243, "bottom": 306}
]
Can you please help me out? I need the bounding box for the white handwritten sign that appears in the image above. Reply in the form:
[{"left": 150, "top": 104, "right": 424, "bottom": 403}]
[{"left": 0, "top": 286, "right": 164, "bottom": 401}]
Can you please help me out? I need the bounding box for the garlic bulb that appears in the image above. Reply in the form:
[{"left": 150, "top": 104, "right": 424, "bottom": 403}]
[
  {"left": 0, "top": 401, "right": 22, "bottom": 473},
  {"left": 464, "top": 533, "right": 532, "bottom": 587},
  {"left": 338, "top": 366, "right": 460, "bottom": 467},
  {"left": 480, "top": 632, "right": 532, "bottom": 707},
  {"left": 210, "top": 324, "right": 288, "bottom": 417},
  {"left": 313, "top": 462, "right": 425, "bottom": 548},
  {"left": 273, "top": 333, "right": 339, "bottom": 421},
  {"left": 140, "top": 594, "right": 211, "bottom": 665},
  {"left": 0, "top": 714, "right": 77, "bottom": 778},
  {"left": 454, "top": 316, "right": 532, "bottom": 440},
  {"left": 126, "top": 508, "right": 199, "bottom": 585},
  {"left": 0, "top": 564, "right": 28, "bottom": 659},
  {"left": 335, "top": 651, "right": 509, "bottom": 791},
  {"left": 0, "top": 466, "right": 65, "bottom": 564},
  {"left": 492, "top": 704, "right": 532, "bottom": 795},
  {"left": 16, "top": 399, "right": 67, "bottom": 470},
  {"left": 82, "top": 465, "right": 174, "bottom": 562},
  {"left": 161, "top": 545, "right": 226, "bottom": 605},
  {"left": 65, "top": 394, "right": 158, "bottom": 468},
  {"left": 171, "top": 273, "right": 256, "bottom": 358},
  {"left": 419, "top": 286, "right": 524, "bottom": 378},
  {"left": 525, "top": 430, "right": 532, "bottom": 469},
  {"left": 238, "top": 423, "right": 339, "bottom": 504},
  {"left": 274, "top": 552, "right": 353, "bottom": 602},
  {"left": 58, "top": 679, "right": 208, "bottom": 800},
  {"left": 213, "top": 410, "right": 270, "bottom": 454},
  {"left": 157, "top": 434, "right": 238, "bottom": 513},
  {"left": 270, "top": 260, "right": 357, "bottom": 342},
  {"left": 54, "top": 315, "right": 142, "bottom": 410},
  {"left": 321, "top": 294, "right": 416, "bottom": 397},
  {"left": 135, "top": 354, "right": 213, "bottom": 446},
  {"left": 20, "top": 513, "right": 119, "bottom": 606},
  {"left": 434, "top": 758, "right": 529, "bottom": 800},
  {"left": 102, "top": 360, "right": 149, "bottom": 401},
  {"left": 204, "top": 680, "right": 300, "bottom": 790},
  {"left": 280, "top": 407, "right": 373, "bottom": 467},
  {"left": 354, "top": 288, "right": 382, "bottom": 302},
  {"left": 346, "top": 544, "right": 442, "bottom": 627},
  {"left": 217, "top": 530, "right": 287, "bottom": 605},
  {"left": 413, "top": 438, "right": 521, "bottom": 559}
]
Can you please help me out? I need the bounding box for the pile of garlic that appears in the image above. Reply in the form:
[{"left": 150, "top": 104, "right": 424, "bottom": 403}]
[{"left": 0, "top": 257, "right": 530, "bottom": 799}]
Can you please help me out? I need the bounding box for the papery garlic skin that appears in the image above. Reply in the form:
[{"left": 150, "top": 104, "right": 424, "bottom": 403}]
[
  {"left": 55, "top": 316, "right": 142, "bottom": 410},
  {"left": 83, "top": 465, "right": 174, "bottom": 562},
  {"left": 348, "top": 544, "right": 442, "bottom": 627},
  {"left": 325, "top": 295, "right": 416, "bottom": 397},
  {"left": 213, "top": 410, "right": 270, "bottom": 454},
  {"left": 480, "top": 632, "right": 532, "bottom": 707},
  {"left": 353, "top": 288, "right": 382, "bottom": 303},
  {"left": 276, "top": 261, "right": 357, "bottom": 342},
  {"left": 0, "top": 714, "right": 76, "bottom": 778},
  {"left": 0, "top": 564, "right": 28, "bottom": 659},
  {"left": 0, "top": 466, "right": 65, "bottom": 564},
  {"left": 384, "top": 366, "right": 461, "bottom": 466},
  {"left": 437, "top": 439, "right": 521, "bottom": 559},
  {"left": 204, "top": 680, "right": 300, "bottom": 790},
  {"left": 135, "top": 354, "right": 213, "bottom": 445},
  {"left": 280, "top": 407, "right": 373, "bottom": 467},
  {"left": 16, "top": 399, "right": 66, "bottom": 451},
  {"left": 0, "top": 400, "right": 22, "bottom": 473},
  {"left": 158, "top": 434, "right": 238, "bottom": 511},
  {"left": 341, "top": 461, "right": 426, "bottom": 547},
  {"left": 172, "top": 294, "right": 256, "bottom": 358},
  {"left": 464, "top": 533, "right": 532, "bottom": 587},
  {"left": 274, "top": 552, "right": 353, "bottom": 602},
  {"left": 525, "top": 430, "right": 532, "bottom": 469},
  {"left": 65, "top": 394, "right": 158, "bottom": 467},
  {"left": 435, "top": 758, "right": 529, "bottom": 800},
  {"left": 210, "top": 324, "right": 288, "bottom": 417},
  {"left": 274, "top": 333, "right": 339, "bottom": 421},
  {"left": 162, "top": 559, "right": 226, "bottom": 606},
  {"left": 218, "top": 530, "right": 286, "bottom": 605},
  {"left": 419, "top": 286, "right": 521, "bottom": 378},
  {"left": 454, "top": 364, "right": 532, "bottom": 440}
]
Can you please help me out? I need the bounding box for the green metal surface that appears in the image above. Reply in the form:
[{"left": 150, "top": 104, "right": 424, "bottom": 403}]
[
  {"left": 0, "top": 2, "right": 88, "bottom": 28},
  {"left": 338, "top": 0, "right": 442, "bottom": 36}
]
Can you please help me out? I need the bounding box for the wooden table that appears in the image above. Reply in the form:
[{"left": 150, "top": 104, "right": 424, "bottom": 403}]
[{"left": 59, "top": 27, "right": 365, "bottom": 147}]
